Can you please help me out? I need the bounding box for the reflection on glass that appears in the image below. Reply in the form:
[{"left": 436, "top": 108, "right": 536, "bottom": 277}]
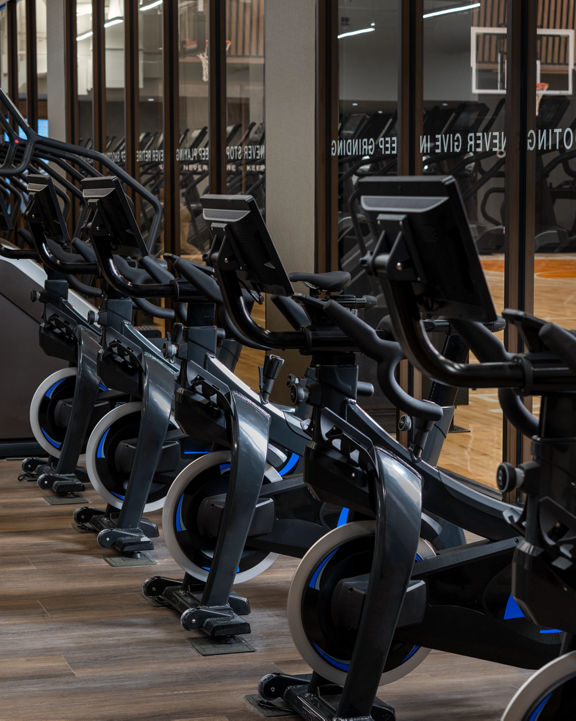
[
  {"left": 423, "top": 0, "right": 505, "bottom": 487},
  {"left": 105, "top": 0, "right": 125, "bottom": 166},
  {"left": 138, "top": 0, "right": 164, "bottom": 247},
  {"left": 17, "top": 0, "right": 26, "bottom": 98},
  {"left": 226, "top": 0, "right": 265, "bottom": 211},
  {"left": 77, "top": 0, "right": 93, "bottom": 146},
  {"left": 337, "top": 1, "right": 398, "bottom": 306},
  {"left": 0, "top": 8, "right": 7, "bottom": 92},
  {"left": 336, "top": 1, "right": 399, "bottom": 428},
  {"left": 37, "top": 0, "right": 48, "bottom": 125},
  {"left": 179, "top": 0, "right": 210, "bottom": 258},
  {"left": 533, "top": 9, "right": 576, "bottom": 346}
]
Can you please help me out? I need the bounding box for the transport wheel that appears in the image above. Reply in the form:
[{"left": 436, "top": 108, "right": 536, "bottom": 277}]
[
  {"left": 286, "top": 520, "right": 435, "bottom": 687},
  {"left": 85, "top": 402, "right": 185, "bottom": 512},
  {"left": 29, "top": 368, "right": 79, "bottom": 459},
  {"left": 162, "top": 450, "right": 279, "bottom": 584},
  {"left": 502, "top": 651, "right": 576, "bottom": 720}
]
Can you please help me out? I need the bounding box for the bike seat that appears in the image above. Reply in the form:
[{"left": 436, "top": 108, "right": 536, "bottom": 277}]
[{"left": 289, "top": 271, "right": 351, "bottom": 293}]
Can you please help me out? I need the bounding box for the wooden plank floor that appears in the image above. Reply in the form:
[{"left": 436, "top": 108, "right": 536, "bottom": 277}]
[{"left": 0, "top": 459, "right": 535, "bottom": 721}]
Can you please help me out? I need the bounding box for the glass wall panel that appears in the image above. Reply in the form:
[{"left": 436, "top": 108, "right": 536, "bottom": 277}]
[
  {"left": 178, "top": 0, "right": 210, "bottom": 258},
  {"left": 226, "top": 0, "right": 265, "bottom": 210},
  {"left": 423, "top": 0, "right": 506, "bottom": 487},
  {"left": 336, "top": 0, "right": 399, "bottom": 427},
  {"left": 337, "top": 0, "right": 398, "bottom": 306},
  {"left": 533, "top": 3, "right": 576, "bottom": 380},
  {"left": 138, "top": 0, "right": 164, "bottom": 243},
  {"left": 77, "top": 0, "right": 94, "bottom": 146},
  {"left": 37, "top": 0, "right": 48, "bottom": 133},
  {"left": 0, "top": 7, "right": 7, "bottom": 91},
  {"left": 16, "top": 0, "right": 26, "bottom": 100},
  {"left": 105, "top": 0, "right": 125, "bottom": 165}
]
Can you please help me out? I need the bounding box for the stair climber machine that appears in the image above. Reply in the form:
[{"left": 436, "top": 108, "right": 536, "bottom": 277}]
[
  {"left": 346, "top": 174, "right": 576, "bottom": 720},
  {"left": 176, "top": 191, "right": 563, "bottom": 720},
  {"left": 0, "top": 197, "right": 97, "bottom": 461}
]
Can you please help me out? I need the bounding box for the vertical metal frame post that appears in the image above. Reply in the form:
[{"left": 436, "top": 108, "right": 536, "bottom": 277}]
[
  {"left": 503, "top": 0, "right": 537, "bottom": 482},
  {"left": 124, "top": 0, "right": 140, "bottom": 189},
  {"left": 92, "top": 0, "right": 106, "bottom": 153},
  {"left": 25, "top": 0, "right": 38, "bottom": 129},
  {"left": 6, "top": 0, "right": 18, "bottom": 102},
  {"left": 209, "top": 0, "right": 227, "bottom": 194},
  {"left": 397, "top": 0, "right": 423, "bottom": 447},
  {"left": 64, "top": 0, "right": 79, "bottom": 146},
  {"left": 163, "top": 0, "right": 180, "bottom": 254},
  {"left": 315, "top": 0, "right": 338, "bottom": 273}
]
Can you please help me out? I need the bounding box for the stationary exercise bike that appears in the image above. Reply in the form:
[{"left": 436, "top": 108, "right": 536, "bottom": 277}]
[
  {"left": 357, "top": 174, "right": 576, "bottom": 720},
  {"left": 21, "top": 176, "right": 124, "bottom": 495},
  {"left": 79, "top": 178, "right": 355, "bottom": 634},
  {"left": 345, "top": 174, "right": 575, "bottom": 721},
  {"left": 25, "top": 174, "right": 196, "bottom": 553},
  {"left": 197, "top": 181, "right": 564, "bottom": 721}
]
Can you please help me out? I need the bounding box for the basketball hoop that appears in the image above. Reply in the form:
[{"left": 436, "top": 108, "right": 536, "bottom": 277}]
[
  {"left": 536, "top": 82, "right": 549, "bottom": 115},
  {"left": 198, "top": 40, "right": 232, "bottom": 82}
]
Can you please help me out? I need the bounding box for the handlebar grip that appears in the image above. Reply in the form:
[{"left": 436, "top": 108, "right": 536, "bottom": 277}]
[
  {"left": 0, "top": 242, "right": 37, "bottom": 260},
  {"left": 272, "top": 295, "right": 311, "bottom": 330},
  {"left": 140, "top": 255, "right": 174, "bottom": 284},
  {"left": 134, "top": 297, "right": 175, "bottom": 320},
  {"left": 169, "top": 256, "right": 223, "bottom": 304},
  {"left": 450, "top": 318, "right": 510, "bottom": 363},
  {"left": 450, "top": 319, "right": 540, "bottom": 436},
  {"left": 539, "top": 322, "right": 576, "bottom": 373},
  {"left": 324, "top": 299, "right": 394, "bottom": 360},
  {"left": 324, "top": 300, "right": 442, "bottom": 422},
  {"left": 67, "top": 275, "right": 102, "bottom": 298}
]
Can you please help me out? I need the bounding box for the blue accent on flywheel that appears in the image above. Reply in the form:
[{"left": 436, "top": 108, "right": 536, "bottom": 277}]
[
  {"left": 312, "top": 643, "right": 350, "bottom": 672},
  {"left": 337, "top": 508, "right": 350, "bottom": 527},
  {"left": 219, "top": 463, "right": 231, "bottom": 472},
  {"left": 96, "top": 428, "right": 111, "bottom": 459},
  {"left": 529, "top": 693, "right": 552, "bottom": 721},
  {"left": 309, "top": 549, "right": 338, "bottom": 589},
  {"left": 504, "top": 594, "right": 524, "bottom": 620},
  {"left": 176, "top": 495, "right": 184, "bottom": 532},
  {"left": 45, "top": 378, "right": 66, "bottom": 399},
  {"left": 504, "top": 594, "right": 561, "bottom": 634},
  {"left": 278, "top": 452, "right": 300, "bottom": 476},
  {"left": 111, "top": 491, "right": 125, "bottom": 500},
  {"left": 99, "top": 383, "right": 108, "bottom": 391},
  {"left": 40, "top": 427, "right": 62, "bottom": 449},
  {"left": 183, "top": 450, "right": 208, "bottom": 456},
  {"left": 401, "top": 645, "right": 420, "bottom": 663},
  {"left": 201, "top": 565, "right": 241, "bottom": 573}
]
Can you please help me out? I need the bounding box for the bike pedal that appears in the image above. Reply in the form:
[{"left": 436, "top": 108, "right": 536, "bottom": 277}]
[
  {"left": 180, "top": 605, "right": 251, "bottom": 637},
  {"left": 38, "top": 472, "right": 85, "bottom": 495}
]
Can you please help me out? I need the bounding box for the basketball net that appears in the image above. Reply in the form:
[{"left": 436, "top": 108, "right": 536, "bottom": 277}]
[
  {"left": 536, "top": 82, "right": 549, "bottom": 115},
  {"left": 198, "top": 40, "right": 232, "bottom": 82}
]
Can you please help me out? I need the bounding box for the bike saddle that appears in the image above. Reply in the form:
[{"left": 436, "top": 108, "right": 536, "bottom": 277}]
[{"left": 289, "top": 270, "right": 351, "bottom": 293}]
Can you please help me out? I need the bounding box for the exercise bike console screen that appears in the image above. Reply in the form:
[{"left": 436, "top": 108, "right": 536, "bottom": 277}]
[
  {"left": 81, "top": 176, "right": 148, "bottom": 258},
  {"left": 27, "top": 174, "right": 69, "bottom": 242},
  {"left": 361, "top": 176, "right": 497, "bottom": 323},
  {"left": 201, "top": 194, "right": 294, "bottom": 297}
]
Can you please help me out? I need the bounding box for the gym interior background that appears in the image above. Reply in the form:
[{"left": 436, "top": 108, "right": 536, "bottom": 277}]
[
  {"left": 2, "top": 0, "right": 576, "bottom": 481},
  {"left": 0, "top": 1, "right": 574, "bottom": 720}
]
